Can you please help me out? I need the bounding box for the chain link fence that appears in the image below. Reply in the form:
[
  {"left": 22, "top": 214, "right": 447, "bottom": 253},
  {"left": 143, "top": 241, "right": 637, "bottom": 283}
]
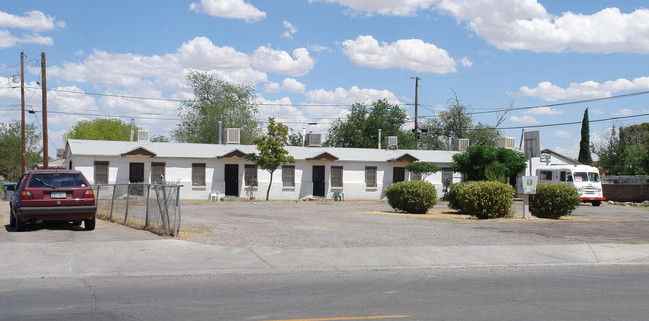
[{"left": 93, "top": 183, "right": 182, "bottom": 237}]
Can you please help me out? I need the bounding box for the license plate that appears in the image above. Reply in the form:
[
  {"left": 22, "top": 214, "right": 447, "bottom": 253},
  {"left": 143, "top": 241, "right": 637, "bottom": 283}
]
[{"left": 51, "top": 192, "right": 67, "bottom": 199}]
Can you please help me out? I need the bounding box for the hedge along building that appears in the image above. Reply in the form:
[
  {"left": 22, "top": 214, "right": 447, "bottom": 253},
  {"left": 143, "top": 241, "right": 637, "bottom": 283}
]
[{"left": 63, "top": 139, "right": 463, "bottom": 201}]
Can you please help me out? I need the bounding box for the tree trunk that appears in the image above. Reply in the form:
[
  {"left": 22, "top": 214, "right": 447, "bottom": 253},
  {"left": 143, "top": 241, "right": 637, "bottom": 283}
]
[{"left": 266, "top": 170, "right": 274, "bottom": 201}]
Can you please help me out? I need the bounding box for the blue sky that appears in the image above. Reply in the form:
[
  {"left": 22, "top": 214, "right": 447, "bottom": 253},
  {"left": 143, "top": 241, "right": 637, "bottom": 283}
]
[{"left": 1, "top": 0, "right": 649, "bottom": 159}]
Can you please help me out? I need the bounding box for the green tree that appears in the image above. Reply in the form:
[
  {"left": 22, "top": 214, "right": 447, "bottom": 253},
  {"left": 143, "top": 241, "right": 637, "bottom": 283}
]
[
  {"left": 594, "top": 123, "right": 649, "bottom": 175},
  {"left": 578, "top": 108, "right": 592, "bottom": 164},
  {"left": 0, "top": 121, "right": 42, "bottom": 182},
  {"left": 451, "top": 145, "right": 526, "bottom": 182},
  {"left": 172, "top": 70, "right": 260, "bottom": 144},
  {"left": 325, "top": 99, "right": 415, "bottom": 149},
  {"left": 245, "top": 118, "right": 295, "bottom": 201},
  {"left": 286, "top": 129, "right": 304, "bottom": 146},
  {"left": 418, "top": 91, "right": 505, "bottom": 150},
  {"left": 404, "top": 162, "right": 441, "bottom": 180},
  {"left": 64, "top": 118, "right": 135, "bottom": 141},
  {"left": 150, "top": 135, "right": 170, "bottom": 142}
]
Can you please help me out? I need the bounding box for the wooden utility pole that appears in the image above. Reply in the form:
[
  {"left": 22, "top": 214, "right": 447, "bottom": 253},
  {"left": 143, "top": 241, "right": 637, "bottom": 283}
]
[
  {"left": 20, "top": 52, "right": 26, "bottom": 174},
  {"left": 414, "top": 76, "right": 419, "bottom": 131},
  {"left": 42, "top": 52, "right": 48, "bottom": 169}
]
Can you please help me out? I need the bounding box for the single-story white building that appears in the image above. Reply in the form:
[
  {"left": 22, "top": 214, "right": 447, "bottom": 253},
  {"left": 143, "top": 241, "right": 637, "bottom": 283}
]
[{"left": 63, "top": 139, "right": 463, "bottom": 201}]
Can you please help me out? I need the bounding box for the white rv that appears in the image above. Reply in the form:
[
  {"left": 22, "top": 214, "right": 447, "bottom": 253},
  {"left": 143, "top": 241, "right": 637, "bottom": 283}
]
[{"left": 535, "top": 164, "right": 606, "bottom": 206}]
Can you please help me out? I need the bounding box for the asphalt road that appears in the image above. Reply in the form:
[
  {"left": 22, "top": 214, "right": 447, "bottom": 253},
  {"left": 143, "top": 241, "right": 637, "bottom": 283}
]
[
  {"left": 2, "top": 265, "right": 649, "bottom": 320},
  {"left": 2, "top": 200, "right": 649, "bottom": 320}
]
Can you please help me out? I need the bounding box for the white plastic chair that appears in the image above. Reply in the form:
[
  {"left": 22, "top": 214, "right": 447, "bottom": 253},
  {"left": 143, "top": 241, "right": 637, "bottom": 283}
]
[{"left": 210, "top": 191, "right": 221, "bottom": 201}]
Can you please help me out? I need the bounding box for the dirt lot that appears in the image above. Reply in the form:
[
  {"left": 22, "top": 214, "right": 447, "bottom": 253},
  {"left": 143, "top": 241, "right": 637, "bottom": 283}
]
[{"left": 176, "top": 201, "right": 649, "bottom": 248}]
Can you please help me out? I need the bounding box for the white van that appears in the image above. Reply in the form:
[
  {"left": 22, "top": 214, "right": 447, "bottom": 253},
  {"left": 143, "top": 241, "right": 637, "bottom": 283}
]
[{"left": 535, "top": 164, "right": 606, "bottom": 206}]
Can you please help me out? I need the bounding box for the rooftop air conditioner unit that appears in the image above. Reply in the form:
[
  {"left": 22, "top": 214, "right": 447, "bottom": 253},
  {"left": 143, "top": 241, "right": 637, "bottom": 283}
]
[
  {"left": 497, "top": 137, "right": 516, "bottom": 149},
  {"left": 225, "top": 128, "right": 240, "bottom": 144},
  {"left": 304, "top": 133, "right": 322, "bottom": 147},
  {"left": 452, "top": 138, "right": 469, "bottom": 151},
  {"left": 137, "top": 130, "right": 149, "bottom": 142},
  {"left": 384, "top": 136, "right": 398, "bottom": 149}
]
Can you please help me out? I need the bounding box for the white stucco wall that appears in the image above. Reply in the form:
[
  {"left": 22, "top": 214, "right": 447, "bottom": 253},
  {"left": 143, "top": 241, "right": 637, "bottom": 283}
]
[{"left": 69, "top": 155, "right": 459, "bottom": 201}]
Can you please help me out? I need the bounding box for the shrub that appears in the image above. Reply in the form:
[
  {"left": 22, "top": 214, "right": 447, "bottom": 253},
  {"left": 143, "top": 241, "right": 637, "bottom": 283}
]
[
  {"left": 529, "top": 183, "right": 581, "bottom": 219},
  {"left": 385, "top": 180, "right": 438, "bottom": 214},
  {"left": 458, "top": 181, "right": 515, "bottom": 219},
  {"left": 447, "top": 182, "right": 469, "bottom": 212}
]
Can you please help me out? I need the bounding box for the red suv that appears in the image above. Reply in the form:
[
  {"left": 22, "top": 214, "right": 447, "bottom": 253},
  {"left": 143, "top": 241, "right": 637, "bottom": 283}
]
[{"left": 9, "top": 169, "right": 97, "bottom": 231}]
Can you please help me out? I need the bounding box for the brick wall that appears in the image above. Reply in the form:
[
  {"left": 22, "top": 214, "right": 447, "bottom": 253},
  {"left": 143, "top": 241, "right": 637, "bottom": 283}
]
[{"left": 603, "top": 184, "right": 649, "bottom": 202}]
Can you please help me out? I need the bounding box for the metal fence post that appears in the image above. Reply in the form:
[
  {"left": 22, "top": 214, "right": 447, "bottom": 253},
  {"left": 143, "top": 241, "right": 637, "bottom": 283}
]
[
  {"left": 145, "top": 184, "right": 151, "bottom": 227},
  {"left": 110, "top": 184, "right": 116, "bottom": 220},
  {"left": 124, "top": 184, "right": 131, "bottom": 225},
  {"left": 174, "top": 185, "right": 182, "bottom": 238}
]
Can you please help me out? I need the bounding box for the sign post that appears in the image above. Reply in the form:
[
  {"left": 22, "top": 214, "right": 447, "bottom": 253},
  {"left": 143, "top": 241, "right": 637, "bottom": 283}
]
[{"left": 521, "top": 176, "right": 538, "bottom": 219}]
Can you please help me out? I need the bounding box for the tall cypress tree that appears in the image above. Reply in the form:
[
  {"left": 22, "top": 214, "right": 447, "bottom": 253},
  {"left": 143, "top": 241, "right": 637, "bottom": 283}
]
[{"left": 578, "top": 108, "right": 593, "bottom": 164}]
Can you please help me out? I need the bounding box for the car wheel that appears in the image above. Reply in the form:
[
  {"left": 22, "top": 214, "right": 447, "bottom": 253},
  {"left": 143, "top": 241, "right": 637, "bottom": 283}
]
[
  {"left": 14, "top": 214, "right": 26, "bottom": 232},
  {"left": 9, "top": 208, "right": 16, "bottom": 227},
  {"left": 592, "top": 201, "right": 601, "bottom": 207},
  {"left": 84, "top": 217, "right": 96, "bottom": 231}
]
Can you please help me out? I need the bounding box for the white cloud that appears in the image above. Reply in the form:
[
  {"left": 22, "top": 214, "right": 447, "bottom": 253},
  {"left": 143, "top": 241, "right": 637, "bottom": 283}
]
[
  {"left": 177, "top": 37, "right": 250, "bottom": 70},
  {"left": 460, "top": 57, "right": 473, "bottom": 67},
  {"left": 264, "top": 82, "right": 280, "bottom": 93},
  {"left": 0, "top": 10, "right": 65, "bottom": 31},
  {"left": 308, "top": 44, "right": 332, "bottom": 54},
  {"left": 510, "top": 115, "right": 539, "bottom": 124},
  {"left": 554, "top": 130, "right": 571, "bottom": 138},
  {"left": 613, "top": 108, "right": 636, "bottom": 116},
  {"left": 436, "top": 1, "right": 649, "bottom": 54},
  {"left": 306, "top": 86, "right": 399, "bottom": 105},
  {"left": 342, "top": 35, "right": 458, "bottom": 74},
  {"left": 524, "top": 106, "right": 563, "bottom": 115},
  {"left": 519, "top": 76, "right": 649, "bottom": 101},
  {"left": 281, "top": 78, "right": 306, "bottom": 93},
  {"left": 309, "top": 0, "right": 437, "bottom": 16},
  {"left": 189, "top": 0, "right": 266, "bottom": 23},
  {"left": 282, "top": 20, "right": 297, "bottom": 39},
  {"left": 251, "top": 46, "right": 315, "bottom": 76},
  {"left": 0, "top": 10, "right": 63, "bottom": 48}
]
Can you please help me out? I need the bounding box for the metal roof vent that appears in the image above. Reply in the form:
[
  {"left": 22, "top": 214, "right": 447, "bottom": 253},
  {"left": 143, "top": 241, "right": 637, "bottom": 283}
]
[
  {"left": 225, "top": 128, "right": 240, "bottom": 144},
  {"left": 304, "top": 133, "right": 322, "bottom": 147},
  {"left": 137, "top": 130, "right": 149, "bottom": 142},
  {"left": 452, "top": 138, "right": 469, "bottom": 151},
  {"left": 385, "top": 136, "right": 398, "bottom": 149}
]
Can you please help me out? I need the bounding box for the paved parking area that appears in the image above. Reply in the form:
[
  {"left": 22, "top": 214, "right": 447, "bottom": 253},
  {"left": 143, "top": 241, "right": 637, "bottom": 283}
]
[{"left": 177, "top": 201, "right": 649, "bottom": 248}]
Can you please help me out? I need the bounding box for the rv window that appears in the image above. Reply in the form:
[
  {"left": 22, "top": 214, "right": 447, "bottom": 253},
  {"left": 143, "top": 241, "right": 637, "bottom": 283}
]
[
  {"left": 574, "top": 172, "right": 588, "bottom": 182},
  {"left": 540, "top": 171, "right": 552, "bottom": 181},
  {"left": 567, "top": 173, "right": 573, "bottom": 182},
  {"left": 588, "top": 172, "right": 600, "bottom": 182},
  {"left": 560, "top": 171, "right": 566, "bottom": 181}
]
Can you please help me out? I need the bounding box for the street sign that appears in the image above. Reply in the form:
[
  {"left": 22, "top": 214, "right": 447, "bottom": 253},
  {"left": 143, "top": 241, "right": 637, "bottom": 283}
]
[{"left": 524, "top": 131, "right": 540, "bottom": 159}]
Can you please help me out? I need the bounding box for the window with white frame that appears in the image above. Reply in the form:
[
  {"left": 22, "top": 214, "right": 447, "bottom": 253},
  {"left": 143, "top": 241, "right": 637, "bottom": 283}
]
[
  {"left": 365, "top": 166, "right": 377, "bottom": 187},
  {"left": 151, "top": 162, "right": 165, "bottom": 184},
  {"left": 245, "top": 165, "right": 258, "bottom": 186},
  {"left": 94, "top": 161, "right": 109, "bottom": 184},
  {"left": 331, "top": 166, "right": 343, "bottom": 188},
  {"left": 192, "top": 163, "right": 206, "bottom": 186},
  {"left": 282, "top": 165, "right": 295, "bottom": 187}
]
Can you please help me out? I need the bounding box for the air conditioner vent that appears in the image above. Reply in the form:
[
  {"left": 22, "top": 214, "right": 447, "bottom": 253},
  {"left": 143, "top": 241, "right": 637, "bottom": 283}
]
[
  {"left": 452, "top": 138, "right": 469, "bottom": 151},
  {"left": 384, "top": 136, "right": 398, "bottom": 149},
  {"left": 497, "top": 137, "right": 516, "bottom": 149},
  {"left": 137, "top": 130, "right": 149, "bottom": 142},
  {"left": 225, "top": 128, "right": 240, "bottom": 144},
  {"left": 304, "top": 133, "right": 322, "bottom": 147}
]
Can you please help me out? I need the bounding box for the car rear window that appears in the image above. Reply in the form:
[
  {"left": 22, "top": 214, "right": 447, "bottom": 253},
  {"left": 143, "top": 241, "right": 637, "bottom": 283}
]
[{"left": 27, "top": 173, "right": 88, "bottom": 188}]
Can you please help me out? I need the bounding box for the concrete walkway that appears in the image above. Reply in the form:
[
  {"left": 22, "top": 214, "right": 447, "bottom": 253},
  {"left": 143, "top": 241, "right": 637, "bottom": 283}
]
[{"left": 3, "top": 239, "right": 649, "bottom": 279}]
